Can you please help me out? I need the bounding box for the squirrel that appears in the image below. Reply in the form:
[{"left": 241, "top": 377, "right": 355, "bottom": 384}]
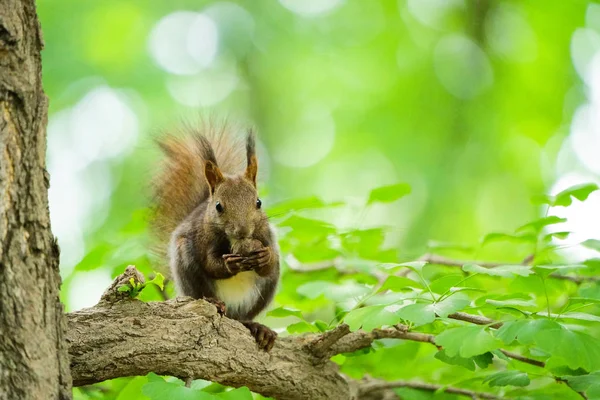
[{"left": 150, "top": 122, "right": 280, "bottom": 351}]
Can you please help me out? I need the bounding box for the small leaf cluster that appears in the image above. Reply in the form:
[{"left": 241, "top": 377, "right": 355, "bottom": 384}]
[{"left": 117, "top": 273, "right": 165, "bottom": 299}]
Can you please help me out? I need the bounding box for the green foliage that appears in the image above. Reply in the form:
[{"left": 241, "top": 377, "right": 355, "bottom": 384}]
[
  {"left": 482, "top": 371, "right": 530, "bottom": 387},
  {"left": 367, "top": 183, "right": 412, "bottom": 205},
  {"left": 142, "top": 374, "right": 252, "bottom": 400},
  {"left": 38, "top": 0, "right": 600, "bottom": 396},
  {"left": 532, "top": 183, "right": 599, "bottom": 207}
]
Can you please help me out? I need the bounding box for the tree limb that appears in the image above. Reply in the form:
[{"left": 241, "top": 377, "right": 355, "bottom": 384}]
[
  {"left": 419, "top": 254, "right": 599, "bottom": 283},
  {"left": 358, "top": 377, "right": 501, "bottom": 400}
]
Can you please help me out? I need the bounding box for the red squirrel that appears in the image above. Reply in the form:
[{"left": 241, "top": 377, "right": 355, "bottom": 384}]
[{"left": 150, "top": 123, "right": 279, "bottom": 351}]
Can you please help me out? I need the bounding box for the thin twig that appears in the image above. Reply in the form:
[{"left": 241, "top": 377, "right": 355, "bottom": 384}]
[
  {"left": 447, "top": 312, "right": 503, "bottom": 329},
  {"left": 359, "top": 378, "right": 501, "bottom": 399},
  {"left": 331, "top": 324, "right": 545, "bottom": 369},
  {"left": 499, "top": 349, "right": 545, "bottom": 368},
  {"left": 419, "top": 254, "right": 600, "bottom": 283}
]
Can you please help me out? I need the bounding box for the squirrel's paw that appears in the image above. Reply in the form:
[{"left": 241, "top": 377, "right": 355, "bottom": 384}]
[
  {"left": 203, "top": 297, "right": 227, "bottom": 315},
  {"left": 242, "top": 321, "right": 277, "bottom": 352},
  {"left": 223, "top": 254, "right": 254, "bottom": 274},
  {"left": 239, "top": 247, "right": 272, "bottom": 271}
]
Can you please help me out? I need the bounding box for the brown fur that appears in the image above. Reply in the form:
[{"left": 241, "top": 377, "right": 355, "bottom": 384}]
[
  {"left": 149, "top": 121, "right": 280, "bottom": 351},
  {"left": 150, "top": 121, "right": 246, "bottom": 263}
]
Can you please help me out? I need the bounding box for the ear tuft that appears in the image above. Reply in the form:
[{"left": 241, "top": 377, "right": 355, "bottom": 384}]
[
  {"left": 245, "top": 129, "right": 258, "bottom": 186},
  {"left": 245, "top": 155, "right": 258, "bottom": 186},
  {"left": 205, "top": 160, "right": 224, "bottom": 194}
]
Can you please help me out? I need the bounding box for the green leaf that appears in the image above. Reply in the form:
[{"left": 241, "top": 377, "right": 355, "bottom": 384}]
[
  {"left": 516, "top": 216, "right": 567, "bottom": 233},
  {"left": 534, "top": 264, "right": 586, "bottom": 271},
  {"left": 142, "top": 377, "right": 213, "bottom": 400},
  {"left": 398, "top": 295, "right": 470, "bottom": 326},
  {"left": 473, "top": 352, "right": 494, "bottom": 369},
  {"left": 267, "top": 196, "right": 343, "bottom": 216},
  {"left": 434, "top": 293, "right": 471, "bottom": 317},
  {"left": 344, "top": 305, "right": 402, "bottom": 331},
  {"left": 379, "top": 275, "right": 423, "bottom": 292},
  {"left": 287, "top": 321, "right": 319, "bottom": 334},
  {"left": 543, "top": 231, "right": 571, "bottom": 241},
  {"left": 367, "top": 183, "right": 411, "bottom": 204},
  {"left": 495, "top": 319, "right": 561, "bottom": 345},
  {"left": 116, "top": 376, "right": 151, "bottom": 400},
  {"left": 435, "top": 326, "right": 502, "bottom": 358},
  {"left": 429, "top": 274, "right": 465, "bottom": 294},
  {"left": 266, "top": 307, "right": 303, "bottom": 320},
  {"left": 314, "top": 320, "right": 329, "bottom": 332},
  {"left": 554, "top": 183, "right": 599, "bottom": 206},
  {"left": 481, "top": 232, "right": 537, "bottom": 246},
  {"left": 434, "top": 349, "right": 476, "bottom": 371},
  {"left": 496, "top": 320, "right": 600, "bottom": 371},
  {"left": 541, "top": 312, "right": 600, "bottom": 323},
  {"left": 582, "top": 239, "right": 600, "bottom": 252},
  {"left": 147, "top": 272, "right": 165, "bottom": 291},
  {"left": 118, "top": 285, "right": 132, "bottom": 293},
  {"left": 216, "top": 387, "right": 253, "bottom": 400},
  {"left": 565, "top": 372, "right": 600, "bottom": 392},
  {"left": 462, "top": 263, "right": 533, "bottom": 278},
  {"left": 483, "top": 370, "right": 530, "bottom": 387},
  {"left": 397, "top": 303, "right": 436, "bottom": 326},
  {"left": 485, "top": 298, "right": 537, "bottom": 309}
]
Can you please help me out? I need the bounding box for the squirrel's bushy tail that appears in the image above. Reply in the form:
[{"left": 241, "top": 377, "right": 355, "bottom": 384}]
[{"left": 150, "top": 120, "right": 247, "bottom": 262}]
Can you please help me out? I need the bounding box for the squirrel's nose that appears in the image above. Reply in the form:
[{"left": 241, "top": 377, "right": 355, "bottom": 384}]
[{"left": 233, "top": 225, "right": 249, "bottom": 238}]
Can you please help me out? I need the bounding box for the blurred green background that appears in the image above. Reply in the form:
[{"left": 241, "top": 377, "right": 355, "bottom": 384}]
[{"left": 37, "top": 0, "right": 600, "bottom": 398}]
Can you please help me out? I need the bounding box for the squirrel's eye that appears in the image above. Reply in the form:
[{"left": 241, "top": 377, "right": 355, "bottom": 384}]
[
  {"left": 256, "top": 198, "right": 262, "bottom": 209},
  {"left": 215, "top": 201, "right": 223, "bottom": 213}
]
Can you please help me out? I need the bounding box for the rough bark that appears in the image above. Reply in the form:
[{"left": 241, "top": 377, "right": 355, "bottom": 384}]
[
  {"left": 0, "top": 0, "right": 72, "bottom": 399},
  {"left": 68, "top": 270, "right": 353, "bottom": 399}
]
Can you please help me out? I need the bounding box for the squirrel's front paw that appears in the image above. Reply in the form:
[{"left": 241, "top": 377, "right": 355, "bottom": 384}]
[
  {"left": 223, "top": 253, "right": 254, "bottom": 274},
  {"left": 240, "top": 247, "right": 271, "bottom": 271},
  {"left": 223, "top": 248, "right": 271, "bottom": 273}
]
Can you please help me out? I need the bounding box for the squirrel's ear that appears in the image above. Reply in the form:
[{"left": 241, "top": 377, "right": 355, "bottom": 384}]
[
  {"left": 245, "top": 155, "right": 258, "bottom": 187},
  {"left": 205, "top": 160, "right": 224, "bottom": 194},
  {"left": 245, "top": 129, "right": 258, "bottom": 186}
]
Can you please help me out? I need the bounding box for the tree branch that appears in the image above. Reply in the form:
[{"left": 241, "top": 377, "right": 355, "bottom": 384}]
[
  {"left": 358, "top": 377, "right": 501, "bottom": 400},
  {"left": 67, "top": 297, "right": 351, "bottom": 398},
  {"left": 419, "top": 254, "right": 600, "bottom": 283},
  {"left": 66, "top": 267, "right": 546, "bottom": 399},
  {"left": 329, "top": 324, "right": 546, "bottom": 369},
  {"left": 448, "top": 312, "right": 503, "bottom": 329},
  {"left": 309, "top": 323, "right": 351, "bottom": 357}
]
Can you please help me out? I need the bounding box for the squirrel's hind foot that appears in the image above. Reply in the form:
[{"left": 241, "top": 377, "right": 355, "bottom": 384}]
[
  {"left": 203, "top": 297, "right": 227, "bottom": 315},
  {"left": 242, "top": 321, "right": 277, "bottom": 352}
]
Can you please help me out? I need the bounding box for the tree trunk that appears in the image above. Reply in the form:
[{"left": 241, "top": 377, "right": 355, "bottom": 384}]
[{"left": 0, "top": 0, "right": 72, "bottom": 399}]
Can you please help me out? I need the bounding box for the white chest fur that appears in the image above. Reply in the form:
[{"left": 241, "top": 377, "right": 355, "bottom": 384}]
[{"left": 215, "top": 271, "right": 261, "bottom": 315}]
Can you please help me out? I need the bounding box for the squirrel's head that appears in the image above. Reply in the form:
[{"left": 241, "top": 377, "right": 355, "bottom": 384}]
[{"left": 203, "top": 132, "right": 266, "bottom": 240}]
